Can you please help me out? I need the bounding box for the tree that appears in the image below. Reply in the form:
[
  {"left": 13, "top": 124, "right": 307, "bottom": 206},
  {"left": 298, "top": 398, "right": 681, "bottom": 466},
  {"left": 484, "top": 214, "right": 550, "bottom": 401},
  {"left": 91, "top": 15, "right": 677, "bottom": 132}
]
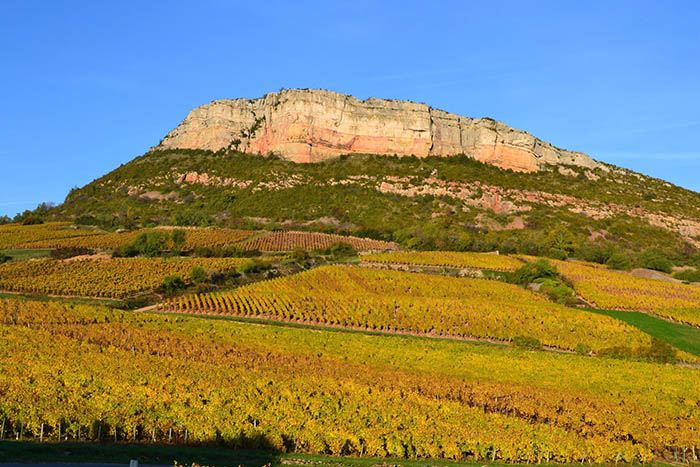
[
  {"left": 171, "top": 229, "right": 186, "bottom": 253},
  {"left": 512, "top": 260, "right": 558, "bottom": 285},
  {"left": 641, "top": 248, "right": 672, "bottom": 273},
  {"left": 544, "top": 226, "right": 577, "bottom": 258}
]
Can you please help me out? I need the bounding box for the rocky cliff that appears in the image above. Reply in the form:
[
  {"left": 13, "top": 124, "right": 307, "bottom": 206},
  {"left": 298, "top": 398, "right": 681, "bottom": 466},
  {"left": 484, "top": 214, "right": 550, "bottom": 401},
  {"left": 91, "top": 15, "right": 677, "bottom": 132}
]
[{"left": 159, "top": 89, "right": 600, "bottom": 172}]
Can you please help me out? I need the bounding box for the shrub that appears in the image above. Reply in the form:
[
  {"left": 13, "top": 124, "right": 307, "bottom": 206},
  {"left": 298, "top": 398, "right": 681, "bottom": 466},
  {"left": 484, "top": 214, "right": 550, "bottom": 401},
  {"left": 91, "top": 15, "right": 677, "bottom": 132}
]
[
  {"left": 641, "top": 248, "right": 673, "bottom": 273},
  {"left": 113, "top": 231, "right": 167, "bottom": 257},
  {"left": 606, "top": 252, "right": 632, "bottom": 270},
  {"left": 322, "top": 242, "right": 357, "bottom": 258},
  {"left": 190, "top": 266, "right": 207, "bottom": 283},
  {"left": 291, "top": 247, "right": 310, "bottom": 263},
  {"left": 237, "top": 259, "right": 271, "bottom": 275},
  {"left": 636, "top": 338, "right": 677, "bottom": 364},
  {"left": 672, "top": 269, "right": 700, "bottom": 283},
  {"left": 538, "top": 279, "right": 578, "bottom": 305},
  {"left": 171, "top": 229, "right": 186, "bottom": 252},
  {"left": 576, "top": 242, "right": 614, "bottom": 264},
  {"left": 161, "top": 275, "right": 185, "bottom": 294},
  {"left": 512, "top": 335, "right": 542, "bottom": 350},
  {"left": 512, "top": 259, "right": 558, "bottom": 285},
  {"left": 598, "top": 345, "right": 634, "bottom": 359},
  {"left": 50, "top": 247, "right": 92, "bottom": 260}
]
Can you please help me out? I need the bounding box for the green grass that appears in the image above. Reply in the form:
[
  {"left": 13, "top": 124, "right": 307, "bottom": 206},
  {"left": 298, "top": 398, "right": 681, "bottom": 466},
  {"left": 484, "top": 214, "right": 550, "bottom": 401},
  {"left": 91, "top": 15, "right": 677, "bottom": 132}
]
[
  {"left": 0, "top": 441, "right": 692, "bottom": 467},
  {"left": 0, "top": 248, "right": 52, "bottom": 261},
  {"left": 586, "top": 307, "right": 700, "bottom": 357}
]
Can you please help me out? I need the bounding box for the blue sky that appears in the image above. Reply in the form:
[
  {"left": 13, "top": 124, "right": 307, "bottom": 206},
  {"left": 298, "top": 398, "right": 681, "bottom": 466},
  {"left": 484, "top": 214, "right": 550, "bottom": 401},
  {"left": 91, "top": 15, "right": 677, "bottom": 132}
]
[{"left": 1, "top": 0, "right": 699, "bottom": 217}]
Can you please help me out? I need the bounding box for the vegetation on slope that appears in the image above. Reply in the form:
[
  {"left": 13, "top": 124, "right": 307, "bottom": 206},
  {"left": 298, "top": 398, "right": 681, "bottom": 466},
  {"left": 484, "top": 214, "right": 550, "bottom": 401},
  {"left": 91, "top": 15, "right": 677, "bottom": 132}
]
[{"left": 42, "top": 150, "right": 700, "bottom": 266}]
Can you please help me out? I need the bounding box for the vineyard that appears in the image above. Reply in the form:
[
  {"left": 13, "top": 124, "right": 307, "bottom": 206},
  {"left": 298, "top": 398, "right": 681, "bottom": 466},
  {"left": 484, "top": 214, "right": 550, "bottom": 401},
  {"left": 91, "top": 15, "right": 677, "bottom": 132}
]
[
  {"left": 238, "top": 230, "right": 398, "bottom": 252},
  {"left": 550, "top": 260, "right": 700, "bottom": 327},
  {"left": 362, "top": 251, "right": 524, "bottom": 271},
  {"left": 162, "top": 265, "right": 653, "bottom": 353},
  {"left": 0, "top": 257, "right": 250, "bottom": 298},
  {"left": 0, "top": 222, "right": 101, "bottom": 249},
  {"left": 1, "top": 298, "right": 698, "bottom": 463},
  {"left": 20, "top": 227, "right": 257, "bottom": 251}
]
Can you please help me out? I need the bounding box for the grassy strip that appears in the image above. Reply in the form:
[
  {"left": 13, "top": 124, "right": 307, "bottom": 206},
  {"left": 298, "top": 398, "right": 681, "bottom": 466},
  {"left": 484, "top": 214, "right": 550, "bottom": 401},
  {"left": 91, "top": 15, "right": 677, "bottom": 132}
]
[
  {"left": 585, "top": 307, "right": 700, "bottom": 357},
  {"left": 2, "top": 441, "right": 690, "bottom": 467},
  {"left": 0, "top": 248, "right": 52, "bottom": 261}
]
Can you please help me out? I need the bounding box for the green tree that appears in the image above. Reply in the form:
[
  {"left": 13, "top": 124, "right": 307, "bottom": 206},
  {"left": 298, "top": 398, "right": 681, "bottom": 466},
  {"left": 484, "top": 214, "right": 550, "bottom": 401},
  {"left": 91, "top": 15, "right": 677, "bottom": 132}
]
[
  {"left": 544, "top": 226, "right": 577, "bottom": 258},
  {"left": 171, "top": 229, "right": 186, "bottom": 253}
]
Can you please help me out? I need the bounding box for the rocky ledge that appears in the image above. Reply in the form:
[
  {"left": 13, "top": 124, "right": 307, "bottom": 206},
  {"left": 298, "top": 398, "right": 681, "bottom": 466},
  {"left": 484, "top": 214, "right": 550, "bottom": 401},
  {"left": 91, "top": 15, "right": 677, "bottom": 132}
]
[{"left": 158, "top": 89, "right": 600, "bottom": 172}]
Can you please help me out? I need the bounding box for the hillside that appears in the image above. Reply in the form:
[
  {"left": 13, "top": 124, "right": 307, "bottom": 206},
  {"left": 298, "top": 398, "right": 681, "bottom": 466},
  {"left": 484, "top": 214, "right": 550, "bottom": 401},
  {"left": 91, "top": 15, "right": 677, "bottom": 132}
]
[{"left": 57, "top": 147, "right": 700, "bottom": 266}]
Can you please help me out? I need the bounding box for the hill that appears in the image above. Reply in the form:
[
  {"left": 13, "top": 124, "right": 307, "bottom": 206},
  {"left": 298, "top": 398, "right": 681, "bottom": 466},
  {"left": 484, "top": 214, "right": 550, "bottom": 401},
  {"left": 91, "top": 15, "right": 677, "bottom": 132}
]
[
  {"left": 7, "top": 88, "right": 693, "bottom": 268},
  {"left": 55, "top": 150, "right": 700, "bottom": 267}
]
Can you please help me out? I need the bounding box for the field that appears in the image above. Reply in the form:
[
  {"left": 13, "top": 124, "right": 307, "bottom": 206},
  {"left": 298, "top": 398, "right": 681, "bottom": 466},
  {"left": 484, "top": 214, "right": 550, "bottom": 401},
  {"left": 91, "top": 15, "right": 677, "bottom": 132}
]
[
  {"left": 2, "top": 221, "right": 700, "bottom": 465},
  {"left": 238, "top": 230, "right": 398, "bottom": 252},
  {"left": 20, "top": 227, "right": 258, "bottom": 250},
  {"left": 0, "top": 222, "right": 101, "bottom": 249},
  {"left": 362, "top": 251, "right": 524, "bottom": 271},
  {"left": 551, "top": 260, "right": 700, "bottom": 327},
  {"left": 0, "top": 257, "right": 250, "bottom": 298},
  {"left": 162, "top": 265, "right": 653, "bottom": 353},
  {"left": 2, "top": 298, "right": 700, "bottom": 463}
]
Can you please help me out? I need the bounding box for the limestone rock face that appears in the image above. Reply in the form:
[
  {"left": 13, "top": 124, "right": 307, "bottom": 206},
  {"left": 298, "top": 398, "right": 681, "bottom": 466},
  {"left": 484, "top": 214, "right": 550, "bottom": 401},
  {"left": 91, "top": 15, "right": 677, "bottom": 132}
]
[{"left": 159, "top": 89, "right": 600, "bottom": 172}]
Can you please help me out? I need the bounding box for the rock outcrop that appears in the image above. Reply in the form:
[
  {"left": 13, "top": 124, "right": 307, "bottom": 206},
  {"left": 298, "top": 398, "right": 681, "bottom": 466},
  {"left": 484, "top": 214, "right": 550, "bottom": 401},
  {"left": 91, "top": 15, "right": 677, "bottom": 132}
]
[{"left": 159, "top": 89, "right": 600, "bottom": 172}]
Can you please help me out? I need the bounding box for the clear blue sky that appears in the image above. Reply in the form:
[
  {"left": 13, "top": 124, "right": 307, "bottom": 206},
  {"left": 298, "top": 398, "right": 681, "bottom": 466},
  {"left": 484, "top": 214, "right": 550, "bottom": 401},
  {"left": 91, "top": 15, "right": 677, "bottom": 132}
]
[{"left": 2, "top": 0, "right": 699, "bottom": 217}]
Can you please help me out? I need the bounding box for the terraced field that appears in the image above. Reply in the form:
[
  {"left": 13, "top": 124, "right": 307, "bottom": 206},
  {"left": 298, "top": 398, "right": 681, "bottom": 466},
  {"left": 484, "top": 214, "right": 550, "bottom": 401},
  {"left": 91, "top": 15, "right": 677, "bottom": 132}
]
[
  {"left": 551, "top": 260, "right": 700, "bottom": 327},
  {"left": 162, "top": 265, "right": 653, "bottom": 353},
  {"left": 0, "top": 257, "right": 251, "bottom": 298},
  {"left": 238, "top": 230, "right": 398, "bottom": 252},
  {"left": 362, "top": 251, "right": 523, "bottom": 271}
]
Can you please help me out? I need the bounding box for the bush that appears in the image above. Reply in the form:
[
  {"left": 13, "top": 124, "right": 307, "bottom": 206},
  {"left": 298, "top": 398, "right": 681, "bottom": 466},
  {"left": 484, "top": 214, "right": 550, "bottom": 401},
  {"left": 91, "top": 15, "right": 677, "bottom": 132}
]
[
  {"left": 636, "top": 338, "right": 677, "bottom": 364},
  {"left": 291, "top": 247, "right": 310, "bottom": 263},
  {"left": 512, "top": 335, "right": 542, "bottom": 350},
  {"left": 641, "top": 248, "right": 673, "bottom": 273},
  {"left": 512, "top": 259, "right": 558, "bottom": 285},
  {"left": 576, "top": 242, "right": 614, "bottom": 264},
  {"left": 50, "top": 247, "right": 92, "bottom": 260},
  {"left": 605, "top": 253, "right": 632, "bottom": 270},
  {"left": 673, "top": 269, "right": 700, "bottom": 283},
  {"left": 171, "top": 229, "right": 186, "bottom": 252},
  {"left": 538, "top": 279, "right": 578, "bottom": 305},
  {"left": 322, "top": 242, "right": 357, "bottom": 258},
  {"left": 161, "top": 275, "right": 185, "bottom": 294},
  {"left": 598, "top": 345, "right": 634, "bottom": 359},
  {"left": 237, "top": 259, "right": 271, "bottom": 275},
  {"left": 113, "top": 231, "right": 167, "bottom": 257},
  {"left": 190, "top": 266, "right": 207, "bottom": 283}
]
